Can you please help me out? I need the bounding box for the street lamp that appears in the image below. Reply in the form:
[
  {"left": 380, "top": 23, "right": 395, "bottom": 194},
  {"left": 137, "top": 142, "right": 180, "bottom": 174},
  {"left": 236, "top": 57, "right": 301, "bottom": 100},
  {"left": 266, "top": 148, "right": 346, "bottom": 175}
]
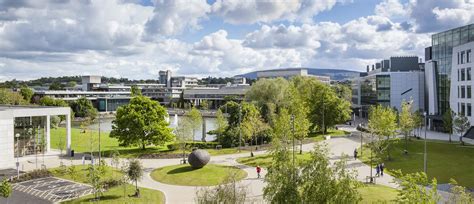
[
  {"left": 358, "top": 124, "right": 363, "bottom": 156},
  {"left": 423, "top": 112, "right": 428, "bottom": 174},
  {"left": 15, "top": 133, "right": 20, "bottom": 178}
]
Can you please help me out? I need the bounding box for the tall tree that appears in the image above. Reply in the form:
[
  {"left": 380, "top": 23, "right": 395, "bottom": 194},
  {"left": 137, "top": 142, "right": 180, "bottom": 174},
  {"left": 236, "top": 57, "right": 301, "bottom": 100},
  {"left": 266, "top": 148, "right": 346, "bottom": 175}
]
[
  {"left": 454, "top": 114, "right": 470, "bottom": 144},
  {"left": 240, "top": 103, "right": 269, "bottom": 156},
  {"left": 187, "top": 107, "right": 203, "bottom": 141},
  {"left": 288, "top": 84, "right": 311, "bottom": 154},
  {"left": 392, "top": 171, "right": 440, "bottom": 203},
  {"left": 331, "top": 83, "right": 352, "bottom": 102},
  {"left": 127, "top": 159, "right": 143, "bottom": 196},
  {"left": 214, "top": 109, "right": 228, "bottom": 141},
  {"left": 71, "top": 97, "right": 97, "bottom": 120},
  {"left": 0, "top": 88, "right": 28, "bottom": 105},
  {"left": 131, "top": 85, "right": 141, "bottom": 97},
  {"left": 448, "top": 179, "right": 473, "bottom": 203},
  {"left": 175, "top": 116, "right": 193, "bottom": 163},
  {"left": 368, "top": 105, "right": 397, "bottom": 160},
  {"left": 19, "top": 85, "right": 34, "bottom": 102},
  {"left": 110, "top": 96, "right": 174, "bottom": 149},
  {"left": 442, "top": 109, "right": 455, "bottom": 142},
  {"left": 245, "top": 78, "right": 290, "bottom": 109},
  {"left": 309, "top": 85, "right": 351, "bottom": 134},
  {"left": 399, "top": 100, "right": 414, "bottom": 154}
]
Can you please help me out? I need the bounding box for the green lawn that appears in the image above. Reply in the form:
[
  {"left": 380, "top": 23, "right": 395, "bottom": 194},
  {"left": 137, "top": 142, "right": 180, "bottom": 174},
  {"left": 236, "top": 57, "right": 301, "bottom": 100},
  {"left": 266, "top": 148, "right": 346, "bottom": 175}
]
[
  {"left": 150, "top": 164, "right": 247, "bottom": 186},
  {"left": 359, "top": 139, "right": 474, "bottom": 188},
  {"left": 358, "top": 184, "right": 397, "bottom": 203},
  {"left": 307, "top": 129, "right": 350, "bottom": 142},
  {"left": 236, "top": 153, "right": 312, "bottom": 168},
  {"left": 51, "top": 127, "right": 246, "bottom": 158},
  {"left": 51, "top": 165, "right": 165, "bottom": 204}
]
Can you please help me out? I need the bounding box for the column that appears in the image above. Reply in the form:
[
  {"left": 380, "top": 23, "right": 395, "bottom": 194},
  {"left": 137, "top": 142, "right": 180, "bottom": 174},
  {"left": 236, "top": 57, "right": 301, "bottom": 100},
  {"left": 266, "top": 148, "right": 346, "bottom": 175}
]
[
  {"left": 66, "top": 113, "right": 71, "bottom": 156},
  {"left": 46, "top": 115, "right": 51, "bottom": 152}
]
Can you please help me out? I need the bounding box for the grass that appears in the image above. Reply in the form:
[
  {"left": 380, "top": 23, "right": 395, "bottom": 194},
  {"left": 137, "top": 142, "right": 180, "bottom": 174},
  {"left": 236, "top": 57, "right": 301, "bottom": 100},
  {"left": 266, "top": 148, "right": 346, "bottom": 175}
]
[
  {"left": 51, "top": 127, "right": 246, "bottom": 158},
  {"left": 236, "top": 153, "right": 312, "bottom": 168},
  {"left": 359, "top": 139, "right": 474, "bottom": 188},
  {"left": 307, "top": 129, "right": 350, "bottom": 142},
  {"left": 150, "top": 164, "right": 247, "bottom": 186},
  {"left": 358, "top": 184, "right": 397, "bottom": 203},
  {"left": 51, "top": 164, "right": 165, "bottom": 204}
]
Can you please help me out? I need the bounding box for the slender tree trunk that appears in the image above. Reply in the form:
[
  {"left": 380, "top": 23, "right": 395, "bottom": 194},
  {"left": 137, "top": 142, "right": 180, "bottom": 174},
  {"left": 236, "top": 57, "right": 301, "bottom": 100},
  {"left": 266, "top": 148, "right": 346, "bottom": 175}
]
[
  {"left": 299, "top": 140, "right": 303, "bottom": 154},
  {"left": 449, "top": 133, "right": 452, "bottom": 143},
  {"left": 142, "top": 142, "right": 146, "bottom": 150}
]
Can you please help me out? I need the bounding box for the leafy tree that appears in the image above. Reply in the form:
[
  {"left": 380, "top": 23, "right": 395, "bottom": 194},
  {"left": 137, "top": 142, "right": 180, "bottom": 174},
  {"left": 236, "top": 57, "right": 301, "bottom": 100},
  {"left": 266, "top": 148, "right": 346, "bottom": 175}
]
[
  {"left": 39, "top": 96, "right": 70, "bottom": 123},
  {"left": 368, "top": 105, "right": 397, "bottom": 160},
  {"left": 392, "top": 171, "right": 440, "bottom": 203},
  {"left": 87, "top": 164, "right": 103, "bottom": 200},
  {"left": 300, "top": 144, "right": 361, "bottom": 203},
  {"left": 19, "top": 85, "right": 34, "bottom": 102},
  {"left": 309, "top": 85, "right": 351, "bottom": 134},
  {"left": 131, "top": 85, "right": 141, "bottom": 97},
  {"left": 110, "top": 149, "right": 121, "bottom": 178},
  {"left": 175, "top": 116, "right": 193, "bottom": 163},
  {"left": 448, "top": 179, "right": 473, "bottom": 203},
  {"left": 127, "top": 159, "right": 143, "bottom": 196},
  {"left": 195, "top": 171, "right": 248, "bottom": 204},
  {"left": 331, "top": 83, "right": 352, "bottom": 102},
  {"left": 288, "top": 84, "right": 311, "bottom": 154},
  {"left": 0, "top": 179, "right": 12, "bottom": 199},
  {"left": 413, "top": 110, "right": 424, "bottom": 137},
  {"left": 67, "top": 81, "right": 77, "bottom": 88},
  {"left": 240, "top": 103, "right": 269, "bottom": 155},
  {"left": 68, "top": 161, "right": 78, "bottom": 181},
  {"left": 454, "top": 114, "right": 470, "bottom": 144},
  {"left": 399, "top": 100, "right": 414, "bottom": 153},
  {"left": 0, "top": 88, "right": 28, "bottom": 105},
  {"left": 187, "top": 107, "right": 203, "bottom": 141},
  {"left": 219, "top": 101, "right": 240, "bottom": 127},
  {"left": 214, "top": 109, "right": 228, "bottom": 142},
  {"left": 71, "top": 97, "right": 97, "bottom": 120},
  {"left": 245, "top": 78, "right": 290, "bottom": 109},
  {"left": 264, "top": 108, "right": 300, "bottom": 203},
  {"left": 110, "top": 96, "right": 174, "bottom": 149},
  {"left": 199, "top": 100, "right": 209, "bottom": 110},
  {"left": 442, "top": 109, "right": 455, "bottom": 142},
  {"left": 49, "top": 81, "right": 65, "bottom": 90}
]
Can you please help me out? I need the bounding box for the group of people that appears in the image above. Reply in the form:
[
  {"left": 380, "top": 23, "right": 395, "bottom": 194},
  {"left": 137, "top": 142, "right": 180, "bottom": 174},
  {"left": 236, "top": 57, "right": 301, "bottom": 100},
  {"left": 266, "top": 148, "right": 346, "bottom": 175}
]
[{"left": 375, "top": 163, "right": 385, "bottom": 177}]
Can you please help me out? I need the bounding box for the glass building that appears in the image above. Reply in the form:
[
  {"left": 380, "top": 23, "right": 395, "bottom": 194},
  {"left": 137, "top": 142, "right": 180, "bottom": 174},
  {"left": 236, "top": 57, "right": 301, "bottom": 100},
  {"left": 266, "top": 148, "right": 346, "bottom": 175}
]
[{"left": 429, "top": 24, "right": 474, "bottom": 114}]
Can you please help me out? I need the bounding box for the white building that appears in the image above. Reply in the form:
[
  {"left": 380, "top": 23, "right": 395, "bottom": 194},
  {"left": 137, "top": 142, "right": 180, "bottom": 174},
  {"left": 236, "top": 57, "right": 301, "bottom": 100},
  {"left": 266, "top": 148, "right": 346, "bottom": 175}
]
[
  {"left": 450, "top": 41, "right": 474, "bottom": 123},
  {"left": 0, "top": 106, "right": 72, "bottom": 170}
]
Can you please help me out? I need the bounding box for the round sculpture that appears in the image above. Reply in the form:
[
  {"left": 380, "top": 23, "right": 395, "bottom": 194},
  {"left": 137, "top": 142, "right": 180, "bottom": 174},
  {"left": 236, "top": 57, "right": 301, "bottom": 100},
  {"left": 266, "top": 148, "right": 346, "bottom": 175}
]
[{"left": 188, "top": 149, "right": 210, "bottom": 169}]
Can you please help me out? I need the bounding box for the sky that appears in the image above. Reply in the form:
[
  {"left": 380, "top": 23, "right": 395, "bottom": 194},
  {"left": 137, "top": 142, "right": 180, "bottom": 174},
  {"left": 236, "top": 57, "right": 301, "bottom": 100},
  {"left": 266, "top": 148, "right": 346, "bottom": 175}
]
[{"left": 0, "top": 0, "right": 474, "bottom": 81}]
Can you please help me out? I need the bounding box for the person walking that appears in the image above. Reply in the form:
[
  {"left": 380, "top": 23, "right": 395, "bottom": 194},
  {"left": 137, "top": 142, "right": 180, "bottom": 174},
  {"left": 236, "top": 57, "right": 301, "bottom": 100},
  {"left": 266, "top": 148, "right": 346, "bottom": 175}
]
[
  {"left": 256, "top": 165, "right": 261, "bottom": 178},
  {"left": 380, "top": 163, "right": 384, "bottom": 177},
  {"left": 353, "top": 149, "right": 358, "bottom": 160},
  {"left": 375, "top": 164, "right": 380, "bottom": 177}
]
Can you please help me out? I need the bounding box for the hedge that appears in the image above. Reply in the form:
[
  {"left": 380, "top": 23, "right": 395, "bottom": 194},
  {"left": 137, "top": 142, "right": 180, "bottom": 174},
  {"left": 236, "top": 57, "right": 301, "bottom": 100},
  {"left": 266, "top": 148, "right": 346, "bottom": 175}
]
[{"left": 167, "top": 142, "right": 220, "bottom": 151}]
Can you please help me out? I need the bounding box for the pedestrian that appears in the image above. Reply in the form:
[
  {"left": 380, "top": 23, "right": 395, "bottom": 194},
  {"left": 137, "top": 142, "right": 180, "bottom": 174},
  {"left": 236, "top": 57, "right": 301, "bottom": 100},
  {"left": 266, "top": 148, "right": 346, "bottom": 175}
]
[
  {"left": 353, "top": 149, "right": 358, "bottom": 160},
  {"left": 256, "top": 165, "right": 261, "bottom": 178},
  {"left": 375, "top": 164, "right": 380, "bottom": 177},
  {"left": 380, "top": 163, "right": 384, "bottom": 176}
]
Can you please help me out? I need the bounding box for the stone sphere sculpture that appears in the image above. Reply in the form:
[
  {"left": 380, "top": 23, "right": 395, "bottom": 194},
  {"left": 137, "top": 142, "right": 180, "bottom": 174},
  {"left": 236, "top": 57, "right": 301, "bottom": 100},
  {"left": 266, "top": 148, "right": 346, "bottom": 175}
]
[{"left": 188, "top": 149, "right": 210, "bottom": 169}]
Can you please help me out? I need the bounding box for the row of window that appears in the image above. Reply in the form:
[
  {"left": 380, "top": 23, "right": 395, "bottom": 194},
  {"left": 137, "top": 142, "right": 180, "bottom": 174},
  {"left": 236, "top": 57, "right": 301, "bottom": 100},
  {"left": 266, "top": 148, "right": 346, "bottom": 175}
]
[
  {"left": 457, "top": 67, "right": 472, "bottom": 81},
  {"left": 457, "top": 49, "right": 472, "bottom": 64},
  {"left": 458, "top": 102, "right": 472, "bottom": 117},
  {"left": 458, "top": 85, "right": 472, "bottom": 99}
]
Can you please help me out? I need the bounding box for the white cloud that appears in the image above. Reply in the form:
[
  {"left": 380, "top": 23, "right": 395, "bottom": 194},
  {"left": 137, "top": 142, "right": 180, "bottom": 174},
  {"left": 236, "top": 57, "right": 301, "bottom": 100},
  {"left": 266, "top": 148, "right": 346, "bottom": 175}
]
[
  {"left": 145, "top": 0, "right": 210, "bottom": 36},
  {"left": 374, "top": 0, "right": 408, "bottom": 19}
]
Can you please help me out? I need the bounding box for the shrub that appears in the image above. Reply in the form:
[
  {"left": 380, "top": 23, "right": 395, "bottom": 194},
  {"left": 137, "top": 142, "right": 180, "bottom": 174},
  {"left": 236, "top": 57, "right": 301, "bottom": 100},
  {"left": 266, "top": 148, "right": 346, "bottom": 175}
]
[
  {"left": 101, "top": 178, "right": 124, "bottom": 190},
  {"left": 12, "top": 169, "right": 52, "bottom": 183}
]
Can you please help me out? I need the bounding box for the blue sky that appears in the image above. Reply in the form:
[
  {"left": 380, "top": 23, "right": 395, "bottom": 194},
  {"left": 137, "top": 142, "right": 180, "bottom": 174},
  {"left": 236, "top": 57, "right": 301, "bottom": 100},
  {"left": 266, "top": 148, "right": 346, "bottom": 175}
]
[{"left": 0, "top": 0, "right": 473, "bottom": 80}]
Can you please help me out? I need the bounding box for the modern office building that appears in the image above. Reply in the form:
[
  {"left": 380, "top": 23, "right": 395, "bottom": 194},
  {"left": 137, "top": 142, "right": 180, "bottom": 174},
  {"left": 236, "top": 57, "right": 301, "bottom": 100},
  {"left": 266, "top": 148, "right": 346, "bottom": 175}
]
[
  {"left": 425, "top": 24, "right": 474, "bottom": 127},
  {"left": 352, "top": 56, "right": 425, "bottom": 117},
  {"left": 256, "top": 68, "right": 331, "bottom": 83},
  {"left": 0, "top": 105, "right": 72, "bottom": 169},
  {"left": 450, "top": 42, "right": 474, "bottom": 123},
  {"left": 183, "top": 85, "right": 250, "bottom": 109}
]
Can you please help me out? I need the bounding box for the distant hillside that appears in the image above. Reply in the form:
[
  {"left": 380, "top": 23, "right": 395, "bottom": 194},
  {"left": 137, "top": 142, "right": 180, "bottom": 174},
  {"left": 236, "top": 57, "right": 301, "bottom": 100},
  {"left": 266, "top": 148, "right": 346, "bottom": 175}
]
[{"left": 236, "top": 68, "right": 360, "bottom": 81}]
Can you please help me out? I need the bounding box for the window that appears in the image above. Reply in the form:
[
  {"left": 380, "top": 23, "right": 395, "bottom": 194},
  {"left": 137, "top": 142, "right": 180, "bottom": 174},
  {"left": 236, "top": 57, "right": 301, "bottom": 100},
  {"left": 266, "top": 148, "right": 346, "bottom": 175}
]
[
  {"left": 468, "top": 86, "right": 472, "bottom": 98},
  {"left": 458, "top": 52, "right": 461, "bottom": 64},
  {"left": 458, "top": 86, "right": 460, "bottom": 98},
  {"left": 458, "top": 69, "right": 460, "bottom": 81},
  {"left": 461, "top": 86, "right": 466, "bottom": 98},
  {"left": 461, "top": 68, "right": 466, "bottom": 81},
  {"left": 468, "top": 50, "right": 472, "bottom": 63},
  {"left": 468, "top": 68, "right": 472, "bottom": 81},
  {"left": 461, "top": 51, "right": 465, "bottom": 64},
  {"left": 468, "top": 103, "right": 472, "bottom": 117},
  {"left": 461, "top": 103, "right": 466, "bottom": 116}
]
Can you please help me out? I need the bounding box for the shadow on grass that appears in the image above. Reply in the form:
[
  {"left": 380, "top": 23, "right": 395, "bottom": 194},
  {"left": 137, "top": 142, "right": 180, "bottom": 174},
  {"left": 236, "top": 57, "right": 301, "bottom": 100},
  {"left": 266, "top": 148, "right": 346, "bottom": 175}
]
[
  {"left": 166, "top": 166, "right": 195, "bottom": 175},
  {"left": 85, "top": 195, "right": 121, "bottom": 202}
]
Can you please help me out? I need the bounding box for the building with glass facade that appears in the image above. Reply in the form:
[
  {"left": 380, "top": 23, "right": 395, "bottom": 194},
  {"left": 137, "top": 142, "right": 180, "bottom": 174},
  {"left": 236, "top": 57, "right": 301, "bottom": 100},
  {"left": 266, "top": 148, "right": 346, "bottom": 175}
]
[{"left": 0, "top": 106, "right": 72, "bottom": 170}]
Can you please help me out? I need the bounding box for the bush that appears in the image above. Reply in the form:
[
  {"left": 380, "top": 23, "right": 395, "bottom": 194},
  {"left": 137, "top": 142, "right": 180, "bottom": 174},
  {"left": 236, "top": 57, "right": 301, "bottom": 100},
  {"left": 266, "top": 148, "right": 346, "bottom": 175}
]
[
  {"left": 167, "top": 142, "right": 220, "bottom": 151},
  {"left": 12, "top": 169, "right": 52, "bottom": 183},
  {"left": 101, "top": 178, "right": 124, "bottom": 190}
]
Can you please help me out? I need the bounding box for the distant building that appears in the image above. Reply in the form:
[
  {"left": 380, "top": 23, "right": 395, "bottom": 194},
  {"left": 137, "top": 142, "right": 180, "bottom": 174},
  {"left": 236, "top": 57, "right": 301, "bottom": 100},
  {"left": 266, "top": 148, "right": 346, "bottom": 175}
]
[
  {"left": 256, "top": 68, "right": 331, "bottom": 83},
  {"left": 81, "top": 75, "right": 102, "bottom": 91},
  {"left": 183, "top": 85, "right": 250, "bottom": 109},
  {"left": 352, "top": 56, "right": 425, "bottom": 117}
]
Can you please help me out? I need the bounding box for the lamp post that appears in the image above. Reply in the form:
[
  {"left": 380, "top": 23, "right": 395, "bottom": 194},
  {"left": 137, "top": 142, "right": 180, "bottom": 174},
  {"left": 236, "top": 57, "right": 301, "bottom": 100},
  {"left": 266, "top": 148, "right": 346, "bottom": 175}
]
[
  {"left": 15, "top": 133, "right": 20, "bottom": 178},
  {"left": 98, "top": 114, "right": 101, "bottom": 164},
  {"left": 358, "top": 124, "right": 363, "bottom": 156},
  {"left": 423, "top": 111, "right": 428, "bottom": 174},
  {"left": 238, "top": 103, "right": 242, "bottom": 153}
]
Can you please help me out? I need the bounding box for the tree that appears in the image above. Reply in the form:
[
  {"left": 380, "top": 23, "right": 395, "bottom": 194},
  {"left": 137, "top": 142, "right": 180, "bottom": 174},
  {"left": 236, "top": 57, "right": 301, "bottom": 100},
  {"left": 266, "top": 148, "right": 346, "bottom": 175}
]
[
  {"left": 39, "top": 96, "right": 70, "bottom": 123},
  {"left": 127, "top": 159, "right": 143, "bottom": 196},
  {"left": 0, "top": 179, "right": 12, "bottom": 199},
  {"left": 263, "top": 108, "right": 300, "bottom": 203},
  {"left": 448, "top": 179, "right": 473, "bottom": 203},
  {"left": 49, "top": 81, "right": 64, "bottom": 90},
  {"left": 110, "top": 149, "right": 121, "bottom": 178},
  {"left": 442, "top": 109, "right": 455, "bottom": 142},
  {"left": 195, "top": 171, "right": 248, "bottom": 204},
  {"left": 199, "top": 100, "right": 209, "bottom": 110},
  {"left": 309, "top": 85, "right": 351, "bottom": 134},
  {"left": 67, "top": 81, "right": 77, "bottom": 88},
  {"left": 331, "top": 83, "right": 352, "bottom": 102},
  {"left": 87, "top": 164, "right": 103, "bottom": 200},
  {"left": 245, "top": 78, "right": 290, "bottom": 109},
  {"left": 110, "top": 96, "right": 174, "bottom": 150},
  {"left": 368, "top": 105, "right": 397, "bottom": 160},
  {"left": 0, "top": 88, "right": 28, "bottom": 105},
  {"left": 71, "top": 97, "right": 97, "bottom": 120},
  {"left": 300, "top": 144, "right": 361, "bottom": 203},
  {"left": 392, "top": 171, "right": 440, "bottom": 203},
  {"left": 19, "top": 85, "right": 34, "bottom": 102},
  {"left": 288, "top": 84, "right": 311, "bottom": 154},
  {"left": 214, "top": 109, "right": 228, "bottom": 142},
  {"left": 187, "top": 107, "right": 203, "bottom": 141},
  {"left": 413, "top": 110, "right": 424, "bottom": 138},
  {"left": 175, "top": 116, "right": 193, "bottom": 163},
  {"left": 131, "top": 85, "right": 141, "bottom": 97},
  {"left": 240, "top": 103, "right": 269, "bottom": 155},
  {"left": 399, "top": 100, "right": 414, "bottom": 154},
  {"left": 454, "top": 114, "right": 470, "bottom": 145}
]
